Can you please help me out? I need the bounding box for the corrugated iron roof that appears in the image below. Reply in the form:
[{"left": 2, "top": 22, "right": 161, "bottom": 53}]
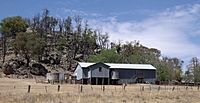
[{"left": 78, "top": 62, "right": 156, "bottom": 70}]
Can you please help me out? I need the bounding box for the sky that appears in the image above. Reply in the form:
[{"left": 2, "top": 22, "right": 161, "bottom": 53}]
[{"left": 1, "top": 0, "right": 200, "bottom": 70}]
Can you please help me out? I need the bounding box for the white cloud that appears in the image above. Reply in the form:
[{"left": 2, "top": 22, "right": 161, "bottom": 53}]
[
  {"left": 60, "top": 8, "right": 103, "bottom": 18},
  {"left": 88, "top": 4, "right": 200, "bottom": 63}
]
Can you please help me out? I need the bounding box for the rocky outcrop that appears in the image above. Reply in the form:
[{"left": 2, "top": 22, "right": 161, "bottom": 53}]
[
  {"left": 2, "top": 59, "right": 48, "bottom": 77},
  {"left": 30, "top": 63, "right": 48, "bottom": 76},
  {"left": 40, "top": 53, "right": 61, "bottom": 65},
  {"left": 2, "top": 59, "right": 22, "bottom": 75},
  {"left": 3, "top": 64, "right": 13, "bottom": 75},
  {"left": 15, "top": 66, "right": 30, "bottom": 76},
  {"left": 1, "top": 48, "right": 81, "bottom": 78}
]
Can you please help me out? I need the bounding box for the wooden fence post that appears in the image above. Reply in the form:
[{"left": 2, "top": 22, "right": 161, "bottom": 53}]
[
  {"left": 142, "top": 86, "right": 144, "bottom": 91},
  {"left": 80, "top": 85, "right": 83, "bottom": 93},
  {"left": 122, "top": 84, "right": 126, "bottom": 91},
  {"left": 103, "top": 85, "right": 105, "bottom": 92},
  {"left": 91, "top": 86, "right": 93, "bottom": 90},
  {"left": 77, "top": 85, "right": 79, "bottom": 92},
  {"left": 58, "top": 85, "right": 60, "bottom": 92},
  {"left": 45, "top": 86, "right": 47, "bottom": 93},
  {"left": 149, "top": 85, "right": 151, "bottom": 91},
  {"left": 172, "top": 87, "right": 175, "bottom": 91},
  {"left": 27, "top": 85, "right": 31, "bottom": 93},
  {"left": 198, "top": 86, "right": 199, "bottom": 91},
  {"left": 158, "top": 86, "right": 160, "bottom": 92}
]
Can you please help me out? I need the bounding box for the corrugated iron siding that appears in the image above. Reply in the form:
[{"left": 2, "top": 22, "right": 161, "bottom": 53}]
[{"left": 90, "top": 63, "right": 110, "bottom": 78}]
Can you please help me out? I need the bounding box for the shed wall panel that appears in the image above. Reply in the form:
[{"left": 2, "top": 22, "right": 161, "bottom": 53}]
[
  {"left": 74, "top": 65, "right": 83, "bottom": 80},
  {"left": 116, "top": 69, "right": 156, "bottom": 79},
  {"left": 90, "top": 63, "right": 109, "bottom": 78},
  {"left": 83, "top": 68, "right": 90, "bottom": 78}
]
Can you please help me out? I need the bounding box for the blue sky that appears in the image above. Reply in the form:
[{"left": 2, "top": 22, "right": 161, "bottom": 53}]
[
  {"left": 1, "top": 0, "right": 198, "bottom": 21},
  {"left": 1, "top": 0, "right": 200, "bottom": 69}
]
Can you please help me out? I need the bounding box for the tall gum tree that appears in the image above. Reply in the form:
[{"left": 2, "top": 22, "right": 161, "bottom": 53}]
[
  {"left": 0, "top": 16, "right": 28, "bottom": 63},
  {"left": 13, "top": 32, "right": 45, "bottom": 67}
]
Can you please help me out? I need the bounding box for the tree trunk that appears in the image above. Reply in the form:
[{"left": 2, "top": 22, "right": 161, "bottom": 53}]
[
  {"left": 2, "top": 35, "right": 7, "bottom": 63},
  {"left": 25, "top": 54, "right": 30, "bottom": 67}
]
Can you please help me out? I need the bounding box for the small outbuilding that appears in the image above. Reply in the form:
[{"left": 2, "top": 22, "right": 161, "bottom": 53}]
[
  {"left": 74, "top": 62, "right": 156, "bottom": 85},
  {"left": 46, "top": 72, "right": 65, "bottom": 84}
]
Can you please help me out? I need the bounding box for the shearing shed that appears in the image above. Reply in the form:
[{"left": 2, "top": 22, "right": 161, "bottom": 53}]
[{"left": 74, "top": 62, "right": 156, "bottom": 85}]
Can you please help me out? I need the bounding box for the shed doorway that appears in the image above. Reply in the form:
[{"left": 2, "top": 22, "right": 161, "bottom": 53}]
[
  {"left": 90, "top": 77, "right": 109, "bottom": 85},
  {"left": 82, "top": 79, "right": 88, "bottom": 84}
]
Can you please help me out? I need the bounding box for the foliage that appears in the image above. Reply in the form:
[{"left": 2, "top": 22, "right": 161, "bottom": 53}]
[
  {"left": 13, "top": 32, "right": 45, "bottom": 66},
  {"left": 87, "top": 49, "right": 121, "bottom": 63},
  {"left": 0, "top": 16, "right": 28, "bottom": 37},
  {"left": 0, "top": 16, "right": 28, "bottom": 63},
  {"left": 186, "top": 57, "right": 200, "bottom": 83}
]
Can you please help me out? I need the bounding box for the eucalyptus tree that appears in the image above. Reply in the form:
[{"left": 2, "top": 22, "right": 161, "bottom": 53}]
[
  {"left": 0, "top": 16, "right": 28, "bottom": 63},
  {"left": 187, "top": 57, "right": 200, "bottom": 84},
  {"left": 13, "top": 32, "right": 45, "bottom": 67}
]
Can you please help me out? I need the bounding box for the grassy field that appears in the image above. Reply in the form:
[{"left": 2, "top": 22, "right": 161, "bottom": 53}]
[{"left": 0, "top": 78, "right": 199, "bottom": 103}]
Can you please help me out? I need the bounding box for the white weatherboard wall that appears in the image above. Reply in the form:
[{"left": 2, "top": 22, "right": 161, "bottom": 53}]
[
  {"left": 59, "top": 73, "right": 65, "bottom": 81},
  {"left": 88, "top": 70, "right": 91, "bottom": 78},
  {"left": 74, "top": 64, "right": 83, "bottom": 80}
]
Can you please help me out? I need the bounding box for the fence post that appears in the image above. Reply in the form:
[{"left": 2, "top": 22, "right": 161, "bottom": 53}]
[
  {"left": 122, "top": 84, "right": 126, "bottom": 91},
  {"left": 158, "top": 86, "right": 160, "bottom": 92},
  {"left": 103, "top": 85, "right": 105, "bottom": 92},
  {"left": 172, "top": 87, "right": 175, "bottom": 91},
  {"left": 80, "top": 85, "right": 83, "bottom": 93},
  {"left": 91, "top": 86, "right": 93, "bottom": 90},
  {"left": 58, "top": 85, "right": 60, "bottom": 92},
  {"left": 149, "top": 85, "right": 151, "bottom": 92},
  {"left": 142, "top": 86, "right": 144, "bottom": 91},
  {"left": 198, "top": 86, "right": 199, "bottom": 91},
  {"left": 45, "top": 86, "right": 47, "bottom": 93},
  {"left": 27, "top": 85, "right": 31, "bottom": 93},
  {"left": 77, "top": 85, "right": 79, "bottom": 92}
]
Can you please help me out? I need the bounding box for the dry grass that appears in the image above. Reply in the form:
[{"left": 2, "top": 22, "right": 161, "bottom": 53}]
[{"left": 0, "top": 78, "right": 199, "bottom": 103}]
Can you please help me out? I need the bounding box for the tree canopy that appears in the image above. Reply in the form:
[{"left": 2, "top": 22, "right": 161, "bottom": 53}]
[
  {"left": 0, "top": 16, "right": 28, "bottom": 63},
  {"left": 13, "top": 32, "right": 45, "bottom": 67},
  {"left": 185, "top": 57, "right": 200, "bottom": 84},
  {"left": 0, "top": 16, "right": 28, "bottom": 37}
]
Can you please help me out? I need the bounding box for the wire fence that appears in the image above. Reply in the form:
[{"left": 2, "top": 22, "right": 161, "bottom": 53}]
[{"left": 0, "top": 84, "right": 199, "bottom": 94}]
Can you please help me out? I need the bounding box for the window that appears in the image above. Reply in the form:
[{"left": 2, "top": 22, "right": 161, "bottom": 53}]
[{"left": 99, "top": 67, "right": 102, "bottom": 72}]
